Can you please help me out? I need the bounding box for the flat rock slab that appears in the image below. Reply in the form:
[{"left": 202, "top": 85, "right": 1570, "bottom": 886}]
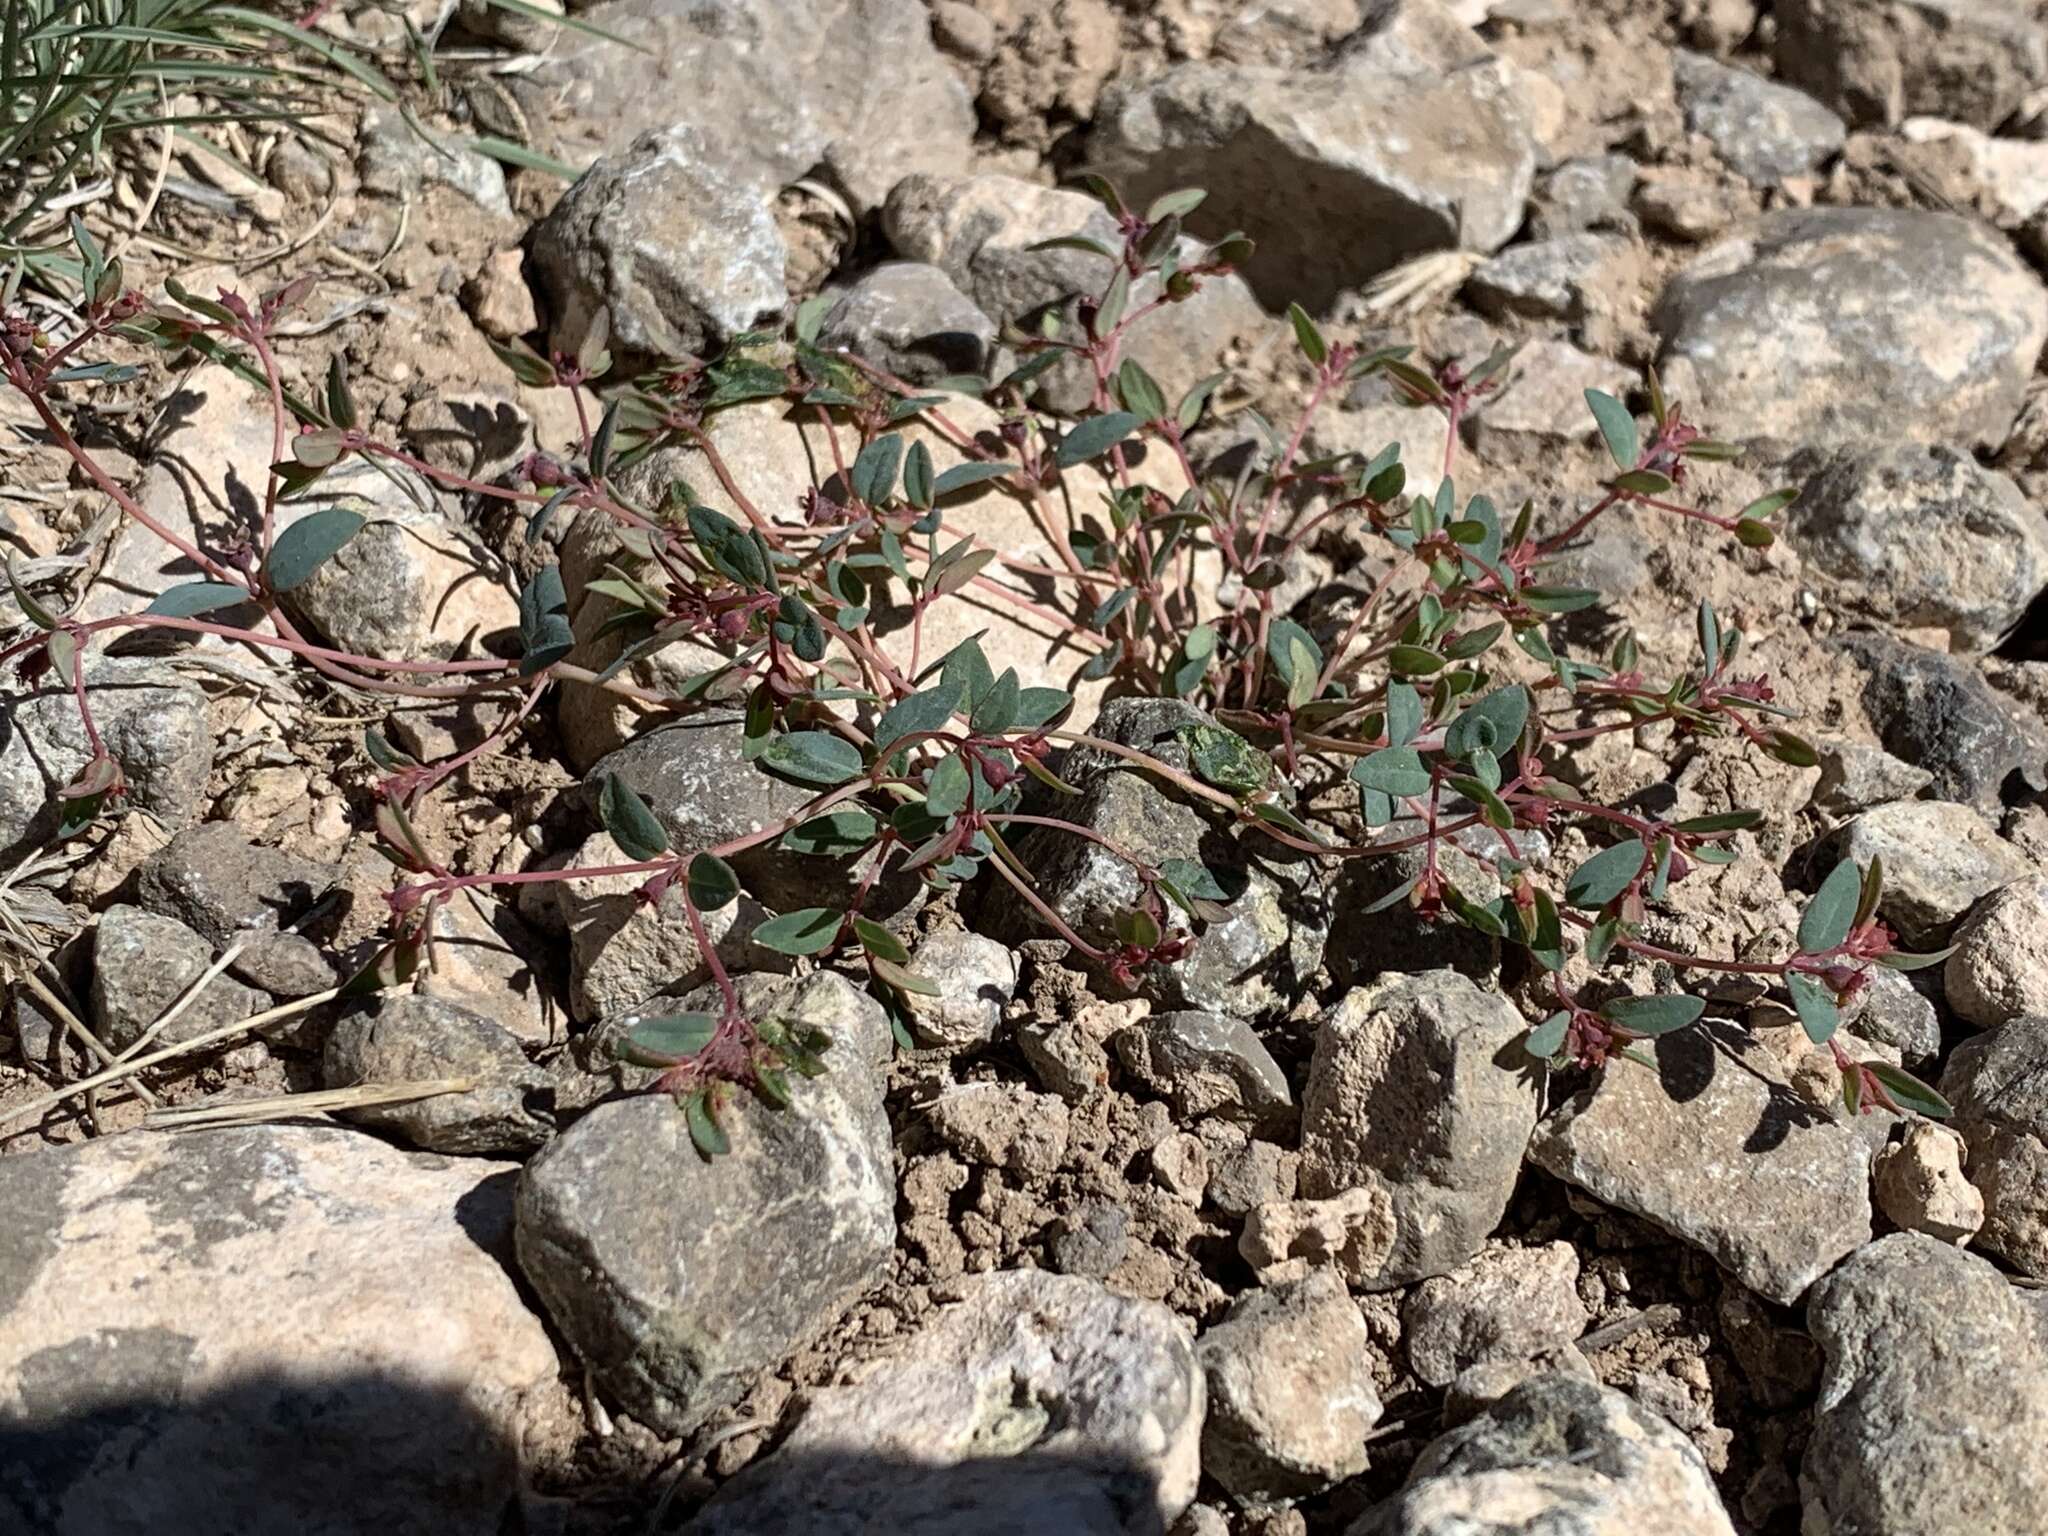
[
  {"left": 1655, "top": 207, "right": 2048, "bottom": 450},
  {"left": 1528, "top": 1026, "right": 1872, "bottom": 1305},
  {"left": 0, "top": 1126, "right": 562, "bottom": 1536},
  {"left": 690, "top": 1270, "right": 1204, "bottom": 1535}
]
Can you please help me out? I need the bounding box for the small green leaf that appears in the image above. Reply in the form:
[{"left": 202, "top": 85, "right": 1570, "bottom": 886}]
[
  {"left": 1672, "top": 809, "right": 1764, "bottom": 834},
  {"left": 758, "top": 730, "right": 865, "bottom": 787},
  {"left": 850, "top": 433, "right": 903, "bottom": 505},
  {"left": 1352, "top": 746, "right": 1431, "bottom": 798},
  {"left": 1866, "top": 1061, "right": 1952, "bottom": 1119},
  {"left": 598, "top": 775, "right": 670, "bottom": 860},
  {"left": 1287, "top": 302, "right": 1328, "bottom": 366},
  {"left": 972, "top": 669, "right": 1021, "bottom": 734},
  {"left": 1388, "top": 644, "right": 1445, "bottom": 676},
  {"left": 1602, "top": 992, "right": 1705, "bottom": 1036},
  {"left": 1526, "top": 1011, "right": 1570, "bottom": 1060},
  {"left": 617, "top": 1013, "right": 717, "bottom": 1066},
  {"left": 753, "top": 907, "right": 842, "bottom": 955},
  {"left": 1799, "top": 858, "right": 1863, "bottom": 954},
  {"left": 1443, "top": 686, "right": 1528, "bottom": 764},
  {"left": 1181, "top": 723, "right": 1270, "bottom": 796},
  {"left": 902, "top": 440, "right": 935, "bottom": 509},
  {"left": 853, "top": 914, "right": 912, "bottom": 964},
  {"left": 143, "top": 581, "right": 253, "bottom": 618},
  {"left": 684, "top": 1089, "right": 730, "bottom": 1156},
  {"left": 780, "top": 810, "right": 879, "bottom": 856},
  {"left": 1585, "top": 389, "right": 1638, "bottom": 471},
  {"left": 1787, "top": 973, "right": 1839, "bottom": 1045},
  {"left": 1385, "top": 682, "right": 1423, "bottom": 747},
  {"left": 925, "top": 752, "right": 972, "bottom": 817},
  {"left": 1055, "top": 411, "right": 1142, "bottom": 469},
  {"left": 267, "top": 507, "right": 366, "bottom": 593},
  {"left": 932, "top": 461, "right": 1018, "bottom": 497},
  {"left": 1877, "top": 945, "right": 1956, "bottom": 973},
  {"left": 517, "top": 565, "right": 575, "bottom": 676},
  {"left": 687, "top": 853, "right": 741, "bottom": 911},
  {"left": 1566, "top": 841, "right": 1646, "bottom": 909}
]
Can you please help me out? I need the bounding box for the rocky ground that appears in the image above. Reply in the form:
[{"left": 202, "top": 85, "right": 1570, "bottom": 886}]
[{"left": 7, "top": 0, "right": 2048, "bottom": 1533}]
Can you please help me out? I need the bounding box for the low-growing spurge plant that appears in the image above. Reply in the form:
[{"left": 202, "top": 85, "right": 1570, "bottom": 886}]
[{"left": 0, "top": 182, "right": 1952, "bottom": 1154}]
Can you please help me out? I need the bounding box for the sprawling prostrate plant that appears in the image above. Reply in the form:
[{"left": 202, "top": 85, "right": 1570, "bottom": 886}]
[{"left": 0, "top": 185, "right": 1951, "bottom": 1155}]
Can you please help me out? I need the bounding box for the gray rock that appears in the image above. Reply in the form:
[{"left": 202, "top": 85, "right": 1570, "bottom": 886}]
[
  {"left": 690, "top": 1271, "right": 1203, "bottom": 1535},
  {"left": 1087, "top": 2, "right": 1536, "bottom": 311},
  {"left": 1774, "top": 0, "right": 2048, "bottom": 129},
  {"left": 925, "top": 1081, "right": 1070, "bottom": 1180},
  {"left": 1529, "top": 154, "right": 1639, "bottom": 239},
  {"left": 417, "top": 890, "right": 556, "bottom": 1047},
  {"left": 276, "top": 465, "right": 516, "bottom": 662},
  {"left": 0, "top": 1126, "right": 561, "bottom": 1536},
  {"left": 1808, "top": 741, "right": 1936, "bottom": 817},
  {"left": 1012, "top": 703, "right": 1325, "bottom": 1023},
  {"left": 515, "top": 1075, "right": 894, "bottom": 1437},
  {"left": 324, "top": 995, "right": 552, "bottom": 1155},
  {"left": 1940, "top": 1016, "right": 2048, "bottom": 1276},
  {"left": 902, "top": 929, "right": 1017, "bottom": 1051},
  {"left": 92, "top": 905, "right": 266, "bottom": 1051},
  {"left": 882, "top": 172, "right": 1266, "bottom": 413},
  {"left": 582, "top": 715, "right": 818, "bottom": 912},
  {"left": 1946, "top": 876, "right": 2048, "bottom": 1029},
  {"left": 1467, "top": 235, "right": 1633, "bottom": 321},
  {"left": 1803, "top": 1234, "right": 2048, "bottom": 1532},
  {"left": 1673, "top": 49, "right": 1846, "bottom": 186},
  {"left": 1198, "top": 1270, "right": 1378, "bottom": 1502},
  {"left": 1298, "top": 970, "right": 1537, "bottom": 1289},
  {"left": 1655, "top": 208, "right": 2048, "bottom": 449},
  {"left": 1206, "top": 1139, "right": 1298, "bottom": 1218},
  {"left": 137, "top": 821, "right": 337, "bottom": 996},
  {"left": 1824, "top": 799, "right": 2032, "bottom": 943},
  {"left": 1836, "top": 633, "right": 2042, "bottom": 808},
  {"left": 1789, "top": 445, "right": 2048, "bottom": 652},
  {"left": 818, "top": 262, "right": 996, "bottom": 384},
  {"left": 1873, "top": 1121, "right": 1986, "bottom": 1244},
  {"left": 1843, "top": 962, "right": 1941, "bottom": 1063},
  {"left": 1114, "top": 1010, "right": 1293, "bottom": 1128},
  {"left": 0, "top": 657, "right": 212, "bottom": 859},
  {"left": 531, "top": 126, "right": 788, "bottom": 367},
  {"left": 1443, "top": 1346, "right": 1597, "bottom": 1426},
  {"left": 1049, "top": 1200, "right": 1131, "bottom": 1278},
  {"left": 1468, "top": 340, "right": 1636, "bottom": 453},
  {"left": 356, "top": 103, "right": 510, "bottom": 214},
  {"left": 1528, "top": 1025, "right": 1872, "bottom": 1305},
  {"left": 1351, "top": 1375, "right": 1737, "bottom": 1536},
  {"left": 1402, "top": 1242, "right": 1588, "bottom": 1389},
  {"left": 541, "top": 0, "right": 974, "bottom": 216}
]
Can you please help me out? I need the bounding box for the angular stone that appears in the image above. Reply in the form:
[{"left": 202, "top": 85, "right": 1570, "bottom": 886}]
[
  {"left": 1903, "top": 116, "right": 2048, "bottom": 226},
  {"left": 882, "top": 171, "right": 1266, "bottom": 413},
  {"left": 1803, "top": 1234, "right": 2048, "bottom": 1532},
  {"left": 1824, "top": 799, "right": 2031, "bottom": 943},
  {"left": 818, "top": 261, "right": 996, "bottom": 385},
  {"left": 1836, "top": 632, "right": 2042, "bottom": 807},
  {"left": 1940, "top": 1016, "right": 2048, "bottom": 1275},
  {"left": 1402, "top": 1242, "right": 1588, "bottom": 1388},
  {"left": 902, "top": 929, "right": 1018, "bottom": 1052},
  {"left": 1655, "top": 208, "right": 2048, "bottom": 449},
  {"left": 1774, "top": 0, "right": 2048, "bottom": 129},
  {"left": 1299, "top": 971, "right": 1537, "bottom": 1289},
  {"left": 1808, "top": 741, "right": 1935, "bottom": 817},
  {"left": 1529, "top": 154, "right": 1639, "bottom": 239},
  {"left": 926, "top": 1080, "right": 1070, "bottom": 1179},
  {"left": 1113, "top": 1010, "right": 1293, "bottom": 1128},
  {"left": 324, "top": 995, "right": 552, "bottom": 1156},
  {"left": 0, "top": 658, "right": 211, "bottom": 859},
  {"left": 136, "top": 820, "right": 336, "bottom": 997},
  {"left": 1843, "top": 962, "right": 1941, "bottom": 1063},
  {"left": 1351, "top": 1375, "right": 1738, "bottom": 1536},
  {"left": 1198, "top": 1270, "right": 1378, "bottom": 1502},
  {"left": 1947, "top": 876, "right": 2048, "bottom": 1029},
  {"left": 1240, "top": 1185, "right": 1398, "bottom": 1288},
  {"left": 691, "top": 1271, "right": 1203, "bottom": 1534},
  {"left": 1674, "top": 49, "right": 1846, "bottom": 186},
  {"left": 1528, "top": 1025, "right": 1872, "bottom": 1305},
  {"left": 1468, "top": 340, "right": 1635, "bottom": 452},
  {"left": 92, "top": 905, "right": 266, "bottom": 1051},
  {"left": 1467, "top": 234, "right": 1633, "bottom": 321},
  {"left": 531, "top": 126, "right": 788, "bottom": 368},
  {"left": 1874, "top": 1122, "right": 1985, "bottom": 1244},
  {"left": 540, "top": 0, "right": 974, "bottom": 216},
  {"left": 1789, "top": 445, "right": 2048, "bottom": 652},
  {"left": 515, "top": 1076, "right": 893, "bottom": 1437},
  {"left": 1088, "top": 3, "right": 1537, "bottom": 311},
  {"left": 1049, "top": 1200, "right": 1131, "bottom": 1279},
  {"left": 0, "top": 1126, "right": 562, "bottom": 1536}
]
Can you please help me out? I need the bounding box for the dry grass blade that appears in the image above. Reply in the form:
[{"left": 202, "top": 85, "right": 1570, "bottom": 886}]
[{"left": 141, "top": 1076, "right": 479, "bottom": 1129}]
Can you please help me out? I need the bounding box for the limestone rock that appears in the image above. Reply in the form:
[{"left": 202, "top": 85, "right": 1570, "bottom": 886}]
[
  {"left": 1528, "top": 1025, "right": 1872, "bottom": 1305},
  {"left": 1940, "top": 1016, "right": 2048, "bottom": 1276},
  {"left": 1774, "top": 0, "right": 2048, "bottom": 129},
  {"left": 818, "top": 261, "right": 996, "bottom": 385},
  {"left": 1946, "top": 876, "right": 2048, "bottom": 1029},
  {"left": 1654, "top": 208, "right": 2048, "bottom": 449},
  {"left": 323, "top": 995, "right": 553, "bottom": 1156},
  {"left": 1298, "top": 970, "right": 1537, "bottom": 1289},
  {"left": 1874, "top": 1122, "right": 1985, "bottom": 1244},
  {"left": 1824, "top": 799, "right": 2031, "bottom": 943},
  {"left": 91, "top": 904, "right": 266, "bottom": 1051},
  {"left": 1402, "top": 1242, "right": 1589, "bottom": 1389},
  {"left": 1673, "top": 49, "right": 1845, "bottom": 186},
  {"left": 0, "top": 1126, "right": 562, "bottom": 1536}
]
